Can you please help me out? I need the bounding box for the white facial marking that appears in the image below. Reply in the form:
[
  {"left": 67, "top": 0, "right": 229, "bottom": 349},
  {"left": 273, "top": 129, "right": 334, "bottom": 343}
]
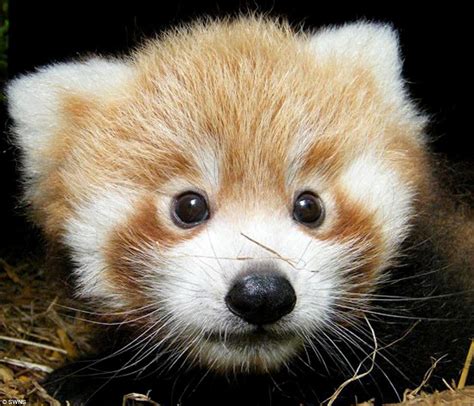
[
  {"left": 339, "top": 152, "right": 414, "bottom": 262},
  {"left": 286, "top": 127, "right": 319, "bottom": 185},
  {"left": 142, "top": 212, "right": 359, "bottom": 371},
  {"left": 63, "top": 186, "right": 139, "bottom": 305},
  {"left": 192, "top": 145, "right": 221, "bottom": 190}
]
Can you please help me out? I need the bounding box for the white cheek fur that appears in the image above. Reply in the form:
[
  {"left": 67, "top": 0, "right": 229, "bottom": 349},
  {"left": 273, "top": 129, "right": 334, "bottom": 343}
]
[
  {"left": 339, "top": 152, "right": 414, "bottom": 264},
  {"left": 144, "top": 213, "right": 359, "bottom": 369},
  {"left": 136, "top": 150, "right": 414, "bottom": 370},
  {"left": 63, "top": 186, "right": 139, "bottom": 305},
  {"left": 57, "top": 151, "right": 414, "bottom": 371}
]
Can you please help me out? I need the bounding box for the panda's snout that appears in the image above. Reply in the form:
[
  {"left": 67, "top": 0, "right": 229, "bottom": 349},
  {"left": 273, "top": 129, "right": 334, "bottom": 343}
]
[{"left": 225, "top": 270, "right": 296, "bottom": 325}]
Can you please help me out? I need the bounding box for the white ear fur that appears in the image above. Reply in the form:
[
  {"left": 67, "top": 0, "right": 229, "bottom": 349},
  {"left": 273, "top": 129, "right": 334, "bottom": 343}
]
[
  {"left": 310, "top": 22, "right": 405, "bottom": 104},
  {"left": 7, "top": 58, "right": 133, "bottom": 181}
]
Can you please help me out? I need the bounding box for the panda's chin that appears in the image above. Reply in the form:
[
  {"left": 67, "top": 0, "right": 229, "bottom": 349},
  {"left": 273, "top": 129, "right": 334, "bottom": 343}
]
[
  {"left": 195, "top": 330, "right": 304, "bottom": 373},
  {"left": 204, "top": 326, "right": 296, "bottom": 345}
]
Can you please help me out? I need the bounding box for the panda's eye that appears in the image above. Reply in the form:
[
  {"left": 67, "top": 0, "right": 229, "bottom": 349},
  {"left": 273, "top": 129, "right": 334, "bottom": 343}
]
[
  {"left": 293, "top": 192, "right": 325, "bottom": 227},
  {"left": 172, "top": 192, "right": 210, "bottom": 228}
]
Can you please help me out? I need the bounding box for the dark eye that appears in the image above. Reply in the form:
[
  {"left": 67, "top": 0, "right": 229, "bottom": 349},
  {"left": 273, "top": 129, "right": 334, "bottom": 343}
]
[
  {"left": 172, "top": 192, "right": 210, "bottom": 228},
  {"left": 293, "top": 192, "right": 325, "bottom": 227}
]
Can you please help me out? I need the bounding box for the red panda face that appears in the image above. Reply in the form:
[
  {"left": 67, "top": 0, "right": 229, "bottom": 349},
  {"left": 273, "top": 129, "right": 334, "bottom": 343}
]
[{"left": 8, "top": 18, "right": 429, "bottom": 372}]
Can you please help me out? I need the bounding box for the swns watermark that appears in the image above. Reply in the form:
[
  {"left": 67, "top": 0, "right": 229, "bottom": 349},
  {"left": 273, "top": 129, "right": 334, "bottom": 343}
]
[{"left": 1, "top": 400, "right": 27, "bottom": 405}]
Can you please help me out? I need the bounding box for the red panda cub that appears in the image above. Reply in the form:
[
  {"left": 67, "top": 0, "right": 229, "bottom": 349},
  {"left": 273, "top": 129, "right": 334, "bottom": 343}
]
[{"left": 7, "top": 17, "right": 473, "bottom": 405}]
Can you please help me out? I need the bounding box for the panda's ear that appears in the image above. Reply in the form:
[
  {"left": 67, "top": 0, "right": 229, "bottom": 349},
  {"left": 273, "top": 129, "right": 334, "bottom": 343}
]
[
  {"left": 309, "top": 22, "right": 405, "bottom": 103},
  {"left": 7, "top": 58, "right": 133, "bottom": 179}
]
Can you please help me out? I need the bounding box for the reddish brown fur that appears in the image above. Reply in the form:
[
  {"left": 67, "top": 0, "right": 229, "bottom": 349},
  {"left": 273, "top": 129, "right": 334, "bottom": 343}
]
[
  {"left": 104, "top": 194, "right": 200, "bottom": 303},
  {"left": 20, "top": 18, "right": 431, "bottom": 298}
]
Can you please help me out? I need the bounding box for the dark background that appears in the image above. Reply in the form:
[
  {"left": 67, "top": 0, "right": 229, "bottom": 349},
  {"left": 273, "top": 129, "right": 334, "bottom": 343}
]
[{"left": 0, "top": 1, "right": 471, "bottom": 257}]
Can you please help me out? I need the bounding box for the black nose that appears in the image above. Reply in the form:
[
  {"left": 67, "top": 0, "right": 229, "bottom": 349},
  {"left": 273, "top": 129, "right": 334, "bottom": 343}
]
[{"left": 225, "top": 271, "right": 297, "bottom": 325}]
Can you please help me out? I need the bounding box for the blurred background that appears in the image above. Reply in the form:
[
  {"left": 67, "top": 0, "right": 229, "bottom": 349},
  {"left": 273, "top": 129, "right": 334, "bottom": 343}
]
[{"left": 0, "top": 1, "right": 471, "bottom": 258}]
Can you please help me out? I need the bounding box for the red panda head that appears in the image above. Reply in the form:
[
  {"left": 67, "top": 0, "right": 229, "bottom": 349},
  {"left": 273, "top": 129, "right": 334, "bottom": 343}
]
[{"left": 8, "top": 18, "right": 429, "bottom": 372}]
